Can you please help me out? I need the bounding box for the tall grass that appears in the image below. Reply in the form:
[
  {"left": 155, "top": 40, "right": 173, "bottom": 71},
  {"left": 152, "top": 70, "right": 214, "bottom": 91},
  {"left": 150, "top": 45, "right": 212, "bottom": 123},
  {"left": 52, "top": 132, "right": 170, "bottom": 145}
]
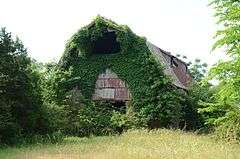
[{"left": 1, "top": 129, "right": 240, "bottom": 159}]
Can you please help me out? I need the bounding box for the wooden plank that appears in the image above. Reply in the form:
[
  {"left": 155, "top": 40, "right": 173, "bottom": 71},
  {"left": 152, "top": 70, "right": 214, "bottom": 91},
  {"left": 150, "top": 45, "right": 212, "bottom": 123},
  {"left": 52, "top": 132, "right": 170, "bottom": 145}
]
[
  {"left": 92, "top": 88, "right": 115, "bottom": 100},
  {"left": 115, "top": 88, "right": 130, "bottom": 100},
  {"left": 92, "top": 69, "right": 130, "bottom": 101}
]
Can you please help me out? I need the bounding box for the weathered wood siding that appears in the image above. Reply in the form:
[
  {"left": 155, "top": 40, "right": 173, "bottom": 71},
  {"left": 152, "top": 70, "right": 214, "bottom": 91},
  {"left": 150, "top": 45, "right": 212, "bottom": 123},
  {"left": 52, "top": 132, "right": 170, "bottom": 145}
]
[
  {"left": 146, "top": 41, "right": 192, "bottom": 89},
  {"left": 92, "top": 69, "right": 131, "bottom": 101}
]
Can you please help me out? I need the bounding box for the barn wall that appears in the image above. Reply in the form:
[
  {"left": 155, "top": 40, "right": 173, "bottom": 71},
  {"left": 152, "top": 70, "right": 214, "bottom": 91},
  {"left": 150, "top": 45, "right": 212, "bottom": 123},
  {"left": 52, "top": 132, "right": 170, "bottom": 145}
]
[{"left": 92, "top": 69, "right": 131, "bottom": 101}]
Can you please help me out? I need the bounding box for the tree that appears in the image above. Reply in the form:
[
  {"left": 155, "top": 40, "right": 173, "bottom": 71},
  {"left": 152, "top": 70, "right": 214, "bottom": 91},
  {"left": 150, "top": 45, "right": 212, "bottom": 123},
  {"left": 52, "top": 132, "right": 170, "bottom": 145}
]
[
  {"left": 209, "top": 0, "right": 240, "bottom": 102},
  {"left": 176, "top": 54, "right": 208, "bottom": 81},
  {"left": 199, "top": 0, "right": 240, "bottom": 141},
  {"left": 0, "top": 28, "right": 44, "bottom": 144},
  {"left": 175, "top": 54, "right": 214, "bottom": 130}
]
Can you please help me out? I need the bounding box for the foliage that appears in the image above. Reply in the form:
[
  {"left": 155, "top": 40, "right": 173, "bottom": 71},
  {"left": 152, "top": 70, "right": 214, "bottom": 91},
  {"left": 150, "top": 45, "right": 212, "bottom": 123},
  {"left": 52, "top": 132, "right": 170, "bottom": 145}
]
[
  {"left": 39, "top": 62, "right": 71, "bottom": 133},
  {"left": 176, "top": 54, "right": 208, "bottom": 81},
  {"left": 188, "top": 59, "right": 208, "bottom": 82},
  {"left": 0, "top": 28, "right": 45, "bottom": 144},
  {"left": 18, "top": 130, "right": 65, "bottom": 145},
  {"left": 199, "top": 0, "right": 240, "bottom": 142},
  {"left": 111, "top": 106, "right": 145, "bottom": 131},
  {"left": 0, "top": 16, "right": 205, "bottom": 144},
  {"left": 72, "top": 101, "right": 116, "bottom": 136},
  {"left": 41, "top": 62, "right": 72, "bottom": 105},
  {"left": 174, "top": 54, "right": 211, "bottom": 130},
  {"left": 56, "top": 16, "right": 195, "bottom": 132},
  {"left": 208, "top": 0, "right": 240, "bottom": 100},
  {"left": 187, "top": 83, "right": 215, "bottom": 132}
]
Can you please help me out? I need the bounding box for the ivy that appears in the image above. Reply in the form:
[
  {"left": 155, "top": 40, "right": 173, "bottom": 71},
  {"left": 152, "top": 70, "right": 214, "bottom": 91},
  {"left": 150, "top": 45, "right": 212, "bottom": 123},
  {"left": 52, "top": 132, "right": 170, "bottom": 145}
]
[{"left": 58, "top": 16, "right": 186, "bottom": 128}]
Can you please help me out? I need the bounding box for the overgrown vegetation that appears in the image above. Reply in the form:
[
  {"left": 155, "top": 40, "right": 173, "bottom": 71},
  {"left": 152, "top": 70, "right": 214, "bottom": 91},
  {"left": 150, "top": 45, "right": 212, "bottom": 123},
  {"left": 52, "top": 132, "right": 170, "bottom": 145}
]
[
  {"left": 1, "top": 129, "right": 240, "bottom": 159},
  {"left": 198, "top": 0, "right": 240, "bottom": 142},
  {"left": 0, "top": 28, "right": 49, "bottom": 145},
  {"left": 53, "top": 16, "right": 200, "bottom": 134},
  {"left": 0, "top": 0, "right": 240, "bottom": 147}
]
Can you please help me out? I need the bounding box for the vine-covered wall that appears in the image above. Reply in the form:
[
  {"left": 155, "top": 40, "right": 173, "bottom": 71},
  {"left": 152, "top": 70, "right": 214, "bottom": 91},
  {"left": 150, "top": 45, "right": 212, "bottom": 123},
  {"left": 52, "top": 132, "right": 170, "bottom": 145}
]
[{"left": 58, "top": 16, "right": 187, "bottom": 128}]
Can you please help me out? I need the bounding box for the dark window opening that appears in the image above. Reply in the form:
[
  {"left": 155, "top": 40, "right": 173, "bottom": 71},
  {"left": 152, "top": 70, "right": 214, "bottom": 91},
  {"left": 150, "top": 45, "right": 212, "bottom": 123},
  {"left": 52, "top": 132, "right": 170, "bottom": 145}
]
[
  {"left": 112, "top": 101, "right": 126, "bottom": 111},
  {"left": 92, "top": 31, "right": 121, "bottom": 54},
  {"left": 185, "top": 65, "right": 188, "bottom": 73},
  {"left": 102, "top": 101, "right": 126, "bottom": 113},
  {"left": 171, "top": 57, "right": 178, "bottom": 68}
]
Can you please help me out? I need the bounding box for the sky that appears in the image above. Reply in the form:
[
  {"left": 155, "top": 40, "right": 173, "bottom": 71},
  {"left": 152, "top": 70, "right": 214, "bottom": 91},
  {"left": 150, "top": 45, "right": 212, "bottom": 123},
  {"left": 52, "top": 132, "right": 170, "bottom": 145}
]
[{"left": 0, "top": 0, "right": 226, "bottom": 66}]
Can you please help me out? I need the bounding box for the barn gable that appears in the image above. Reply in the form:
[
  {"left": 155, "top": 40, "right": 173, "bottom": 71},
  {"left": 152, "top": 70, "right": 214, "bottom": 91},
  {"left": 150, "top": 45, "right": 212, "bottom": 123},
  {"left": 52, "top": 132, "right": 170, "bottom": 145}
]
[
  {"left": 87, "top": 18, "right": 192, "bottom": 90},
  {"left": 59, "top": 16, "right": 192, "bottom": 104}
]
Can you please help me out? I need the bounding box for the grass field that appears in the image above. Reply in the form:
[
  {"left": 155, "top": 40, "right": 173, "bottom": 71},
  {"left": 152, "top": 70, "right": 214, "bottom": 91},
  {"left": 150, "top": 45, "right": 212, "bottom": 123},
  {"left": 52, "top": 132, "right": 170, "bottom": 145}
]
[{"left": 1, "top": 129, "right": 240, "bottom": 159}]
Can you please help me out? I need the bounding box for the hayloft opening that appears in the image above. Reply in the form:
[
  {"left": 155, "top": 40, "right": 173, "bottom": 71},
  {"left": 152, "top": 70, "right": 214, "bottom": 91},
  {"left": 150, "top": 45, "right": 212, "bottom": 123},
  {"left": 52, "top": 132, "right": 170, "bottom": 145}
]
[{"left": 92, "top": 31, "right": 121, "bottom": 54}]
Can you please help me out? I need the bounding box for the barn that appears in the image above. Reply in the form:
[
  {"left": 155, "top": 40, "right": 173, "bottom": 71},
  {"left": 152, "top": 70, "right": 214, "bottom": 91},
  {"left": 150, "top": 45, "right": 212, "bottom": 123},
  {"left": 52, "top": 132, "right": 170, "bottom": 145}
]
[{"left": 59, "top": 16, "right": 192, "bottom": 108}]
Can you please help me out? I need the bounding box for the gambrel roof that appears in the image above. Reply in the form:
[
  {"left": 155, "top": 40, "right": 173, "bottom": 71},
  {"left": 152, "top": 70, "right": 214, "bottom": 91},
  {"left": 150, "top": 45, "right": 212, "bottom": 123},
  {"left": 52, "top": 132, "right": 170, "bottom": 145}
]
[
  {"left": 60, "top": 16, "right": 192, "bottom": 103},
  {"left": 147, "top": 42, "right": 192, "bottom": 89}
]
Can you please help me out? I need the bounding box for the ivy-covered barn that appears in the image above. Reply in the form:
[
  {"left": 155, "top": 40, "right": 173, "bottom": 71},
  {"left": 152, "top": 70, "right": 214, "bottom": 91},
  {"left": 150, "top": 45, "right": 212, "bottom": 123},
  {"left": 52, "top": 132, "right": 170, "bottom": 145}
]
[{"left": 59, "top": 16, "right": 192, "bottom": 128}]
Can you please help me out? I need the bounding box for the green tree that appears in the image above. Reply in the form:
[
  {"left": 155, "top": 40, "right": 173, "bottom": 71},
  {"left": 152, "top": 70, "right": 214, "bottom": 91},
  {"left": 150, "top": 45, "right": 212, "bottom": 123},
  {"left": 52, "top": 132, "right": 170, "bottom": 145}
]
[
  {"left": 176, "top": 54, "right": 208, "bottom": 81},
  {"left": 199, "top": 0, "right": 240, "bottom": 141},
  {"left": 40, "top": 63, "right": 72, "bottom": 133},
  {"left": 209, "top": 0, "right": 240, "bottom": 102},
  {"left": 188, "top": 59, "right": 208, "bottom": 82},
  {"left": 175, "top": 54, "right": 212, "bottom": 129},
  {"left": 0, "top": 28, "right": 44, "bottom": 144}
]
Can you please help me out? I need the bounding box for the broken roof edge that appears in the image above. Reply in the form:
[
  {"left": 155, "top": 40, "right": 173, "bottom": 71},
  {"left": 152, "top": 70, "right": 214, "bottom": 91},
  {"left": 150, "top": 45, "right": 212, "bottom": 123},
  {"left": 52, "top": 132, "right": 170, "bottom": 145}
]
[
  {"left": 158, "top": 47, "right": 189, "bottom": 69},
  {"left": 146, "top": 41, "right": 189, "bottom": 90}
]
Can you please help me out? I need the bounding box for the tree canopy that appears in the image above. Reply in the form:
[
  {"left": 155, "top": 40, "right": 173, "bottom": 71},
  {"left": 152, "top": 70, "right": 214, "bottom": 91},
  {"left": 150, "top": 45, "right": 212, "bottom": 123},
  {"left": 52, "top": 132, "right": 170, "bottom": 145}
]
[
  {"left": 0, "top": 28, "right": 45, "bottom": 144},
  {"left": 198, "top": 0, "right": 240, "bottom": 142}
]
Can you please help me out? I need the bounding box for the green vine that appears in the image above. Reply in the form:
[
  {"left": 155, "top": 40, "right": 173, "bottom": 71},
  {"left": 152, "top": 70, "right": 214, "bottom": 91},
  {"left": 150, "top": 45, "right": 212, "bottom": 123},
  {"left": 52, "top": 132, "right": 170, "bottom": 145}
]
[{"left": 58, "top": 16, "right": 185, "bottom": 127}]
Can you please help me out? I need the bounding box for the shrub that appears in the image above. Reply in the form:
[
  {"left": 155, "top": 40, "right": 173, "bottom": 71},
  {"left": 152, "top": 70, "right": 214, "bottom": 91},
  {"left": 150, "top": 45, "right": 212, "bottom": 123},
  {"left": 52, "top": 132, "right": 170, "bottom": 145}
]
[
  {"left": 199, "top": 101, "right": 240, "bottom": 142},
  {"left": 70, "top": 101, "right": 116, "bottom": 137}
]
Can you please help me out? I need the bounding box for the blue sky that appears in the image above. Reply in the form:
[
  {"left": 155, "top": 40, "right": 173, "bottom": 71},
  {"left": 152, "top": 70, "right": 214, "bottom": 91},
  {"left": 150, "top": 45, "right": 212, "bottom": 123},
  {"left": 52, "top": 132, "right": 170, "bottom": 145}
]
[{"left": 0, "top": 0, "right": 225, "bottom": 65}]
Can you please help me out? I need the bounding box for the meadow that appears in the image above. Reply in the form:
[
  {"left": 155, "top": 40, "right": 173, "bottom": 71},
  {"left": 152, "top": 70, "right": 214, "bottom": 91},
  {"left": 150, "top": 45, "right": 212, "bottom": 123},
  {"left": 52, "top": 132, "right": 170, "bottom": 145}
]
[{"left": 1, "top": 129, "right": 240, "bottom": 159}]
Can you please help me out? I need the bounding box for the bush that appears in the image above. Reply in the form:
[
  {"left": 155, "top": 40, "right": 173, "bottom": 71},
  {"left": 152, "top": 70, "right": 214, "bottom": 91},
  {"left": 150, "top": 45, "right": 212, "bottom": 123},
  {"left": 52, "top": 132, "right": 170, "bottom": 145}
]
[
  {"left": 199, "top": 101, "right": 240, "bottom": 142},
  {"left": 111, "top": 108, "right": 144, "bottom": 133},
  {"left": 214, "top": 106, "right": 240, "bottom": 142}
]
